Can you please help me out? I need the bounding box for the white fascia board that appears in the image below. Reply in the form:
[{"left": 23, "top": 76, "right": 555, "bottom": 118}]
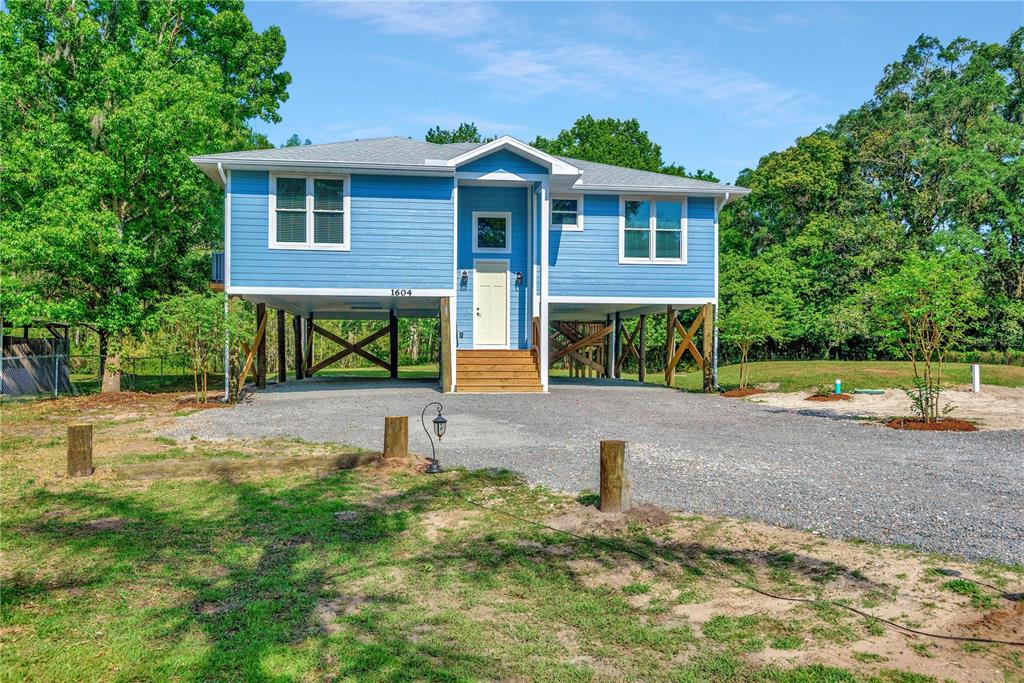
[
  {"left": 227, "top": 286, "right": 456, "bottom": 297},
  {"left": 191, "top": 157, "right": 454, "bottom": 177},
  {"left": 445, "top": 136, "right": 581, "bottom": 177},
  {"left": 548, "top": 296, "right": 715, "bottom": 305},
  {"left": 568, "top": 184, "right": 750, "bottom": 198}
]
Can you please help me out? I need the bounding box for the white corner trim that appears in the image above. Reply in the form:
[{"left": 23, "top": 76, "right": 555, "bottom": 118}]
[
  {"left": 471, "top": 258, "right": 512, "bottom": 350},
  {"left": 550, "top": 194, "right": 584, "bottom": 232},
  {"left": 617, "top": 196, "right": 688, "bottom": 265},
  {"left": 226, "top": 286, "right": 456, "bottom": 297},
  {"left": 471, "top": 210, "right": 513, "bottom": 254},
  {"left": 446, "top": 136, "right": 580, "bottom": 176},
  {"left": 268, "top": 172, "right": 351, "bottom": 251},
  {"left": 224, "top": 169, "right": 232, "bottom": 288}
]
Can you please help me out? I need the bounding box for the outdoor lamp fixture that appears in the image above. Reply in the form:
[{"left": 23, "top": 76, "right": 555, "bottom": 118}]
[
  {"left": 515, "top": 271, "right": 523, "bottom": 287},
  {"left": 460, "top": 270, "right": 469, "bottom": 286},
  {"left": 420, "top": 401, "right": 446, "bottom": 474}
]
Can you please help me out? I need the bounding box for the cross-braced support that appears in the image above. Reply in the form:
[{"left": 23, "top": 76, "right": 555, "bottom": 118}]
[{"left": 664, "top": 303, "right": 716, "bottom": 392}]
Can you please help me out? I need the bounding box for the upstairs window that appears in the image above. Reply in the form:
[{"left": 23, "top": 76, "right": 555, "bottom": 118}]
[
  {"left": 270, "top": 174, "right": 350, "bottom": 250},
  {"left": 551, "top": 196, "right": 583, "bottom": 231},
  {"left": 620, "top": 197, "right": 687, "bottom": 263},
  {"left": 472, "top": 211, "right": 512, "bottom": 253}
]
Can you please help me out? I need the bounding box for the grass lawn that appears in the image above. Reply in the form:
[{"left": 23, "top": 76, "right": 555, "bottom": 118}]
[
  {"left": 2, "top": 394, "right": 1022, "bottom": 681},
  {"left": 574, "top": 360, "right": 1024, "bottom": 393}
]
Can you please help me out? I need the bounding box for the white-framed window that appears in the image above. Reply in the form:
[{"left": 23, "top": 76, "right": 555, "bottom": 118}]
[
  {"left": 619, "top": 196, "right": 687, "bottom": 264},
  {"left": 472, "top": 211, "right": 512, "bottom": 254},
  {"left": 551, "top": 195, "right": 584, "bottom": 231},
  {"left": 269, "top": 173, "right": 350, "bottom": 250}
]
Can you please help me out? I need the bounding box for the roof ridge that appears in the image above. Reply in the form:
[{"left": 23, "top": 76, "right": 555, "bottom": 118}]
[{"left": 558, "top": 155, "right": 739, "bottom": 188}]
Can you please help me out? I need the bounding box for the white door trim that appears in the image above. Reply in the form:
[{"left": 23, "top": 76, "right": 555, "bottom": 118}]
[{"left": 472, "top": 258, "right": 511, "bottom": 349}]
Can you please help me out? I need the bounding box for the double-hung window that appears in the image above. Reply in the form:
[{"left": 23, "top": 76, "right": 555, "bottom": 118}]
[
  {"left": 619, "top": 197, "right": 687, "bottom": 263},
  {"left": 269, "top": 174, "right": 350, "bottom": 250},
  {"left": 551, "top": 196, "right": 583, "bottom": 231}
]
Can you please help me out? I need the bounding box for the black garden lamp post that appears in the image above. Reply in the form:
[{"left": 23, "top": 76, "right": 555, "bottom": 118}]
[{"left": 421, "top": 402, "right": 446, "bottom": 474}]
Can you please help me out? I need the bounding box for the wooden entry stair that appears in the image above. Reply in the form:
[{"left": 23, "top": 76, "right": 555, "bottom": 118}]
[{"left": 456, "top": 349, "right": 542, "bottom": 393}]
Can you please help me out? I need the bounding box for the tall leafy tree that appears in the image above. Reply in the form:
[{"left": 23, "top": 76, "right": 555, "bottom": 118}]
[
  {"left": 425, "top": 122, "right": 494, "bottom": 144},
  {"left": 0, "top": 0, "right": 290, "bottom": 391},
  {"left": 282, "top": 134, "right": 312, "bottom": 147}
]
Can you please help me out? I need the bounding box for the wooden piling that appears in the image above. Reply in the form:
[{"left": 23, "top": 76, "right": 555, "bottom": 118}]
[
  {"left": 389, "top": 311, "right": 399, "bottom": 379},
  {"left": 664, "top": 306, "right": 676, "bottom": 386},
  {"left": 702, "top": 302, "right": 715, "bottom": 392},
  {"left": 292, "top": 314, "right": 304, "bottom": 380},
  {"left": 67, "top": 424, "right": 93, "bottom": 476},
  {"left": 255, "top": 303, "right": 267, "bottom": 389},
  {"left": 439, "top": 297, "right": 452, "bottom": 393},
  {"left": 383, "top": 416, "right": 409, "bottom": 460},
  {"left": 277, "top": 309, "right": 287, "bottom": 383},
  {"left": 599, "top": 440, "right": 631, "bottom": 513},
  {"left": 638, "top": 314, "right": 647, "bottom": 383}
]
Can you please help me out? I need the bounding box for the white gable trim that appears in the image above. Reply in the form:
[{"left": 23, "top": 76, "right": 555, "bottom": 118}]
[{"left": 445, "top": 136, "right": 580, "bottom": 177}]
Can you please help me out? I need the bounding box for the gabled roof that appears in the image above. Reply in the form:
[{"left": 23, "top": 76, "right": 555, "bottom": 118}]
[{"left": 191, "top": 135, "right": 749, "bottom": 198}]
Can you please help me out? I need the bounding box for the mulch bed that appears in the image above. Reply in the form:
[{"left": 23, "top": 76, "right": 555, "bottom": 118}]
[
  {"left": 721, "top": 388, "right": 766, "bottom": 398},
  {"left": 805, "top": 393, "right": 853, "bottom": 402},
  {"left": 886, "top": 418, "right": 978, "bottom": 432}
]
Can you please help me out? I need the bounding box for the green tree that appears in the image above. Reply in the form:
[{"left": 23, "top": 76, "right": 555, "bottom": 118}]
[
  {"left": 660, "top": 163, "right": 719, "bottom": 183},
  {"left": 866, "top": 254, "right": 985, "bottom": 422},
  {"left": 719, "top": 299, "right": 785, "bottom": 389},
  {"left": 425, "top": 122, "right": 494, "bottom": 144},
  {"left": 149, "top": 292, "right": 247, "bottom": 402},
  {"left": 282, "top": 134, "right": 311, "bottom": 147},
  {"left": 533, "top": 115, "right": 664, "bottom": 171},
  {"left": 0, "top": 0, "right": 290, "bottom": 391}
]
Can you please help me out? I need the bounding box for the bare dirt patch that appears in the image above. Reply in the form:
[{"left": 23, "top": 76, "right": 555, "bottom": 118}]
[
  {"left": 753, "top": 385, "right": 1024, "bottom": 430},
  {"left": 722, "top": 388, "right": 766, "bottom": 398},
  {"left": 886, "top": 418, "right": 979, "bottom": 432},
  {"left": 805, "top": 393, "right": 853, "bottom": 402}
]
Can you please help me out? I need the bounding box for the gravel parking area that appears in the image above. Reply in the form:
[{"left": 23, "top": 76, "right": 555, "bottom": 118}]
[{"left": 170, "top": 378, "right": 1023, "bottom": 564}]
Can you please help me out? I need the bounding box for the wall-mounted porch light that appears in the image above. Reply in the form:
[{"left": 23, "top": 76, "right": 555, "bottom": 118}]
[
  {"left": 515, "top": 271, "right": 523, "bottom": 287},
  {"left": 460, "top": 270, "right": 469, "bottom": 287}
]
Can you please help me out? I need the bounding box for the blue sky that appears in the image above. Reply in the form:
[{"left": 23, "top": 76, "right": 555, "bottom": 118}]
[{"left": 245, "top": 1, "right": 1021, "bottom": 183}]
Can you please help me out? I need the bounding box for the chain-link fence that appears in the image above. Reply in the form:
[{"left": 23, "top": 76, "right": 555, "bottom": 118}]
[{"left": 1, "top": 354, "right": 72, "bottom": 397}]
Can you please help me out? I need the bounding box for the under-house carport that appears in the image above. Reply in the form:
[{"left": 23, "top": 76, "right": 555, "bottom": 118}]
[
  {"left": 547, "top": 301, "right": 717, "bottom": 390},
  {"left": 230, "top": 292, "right": 454, "bottom": 392}
]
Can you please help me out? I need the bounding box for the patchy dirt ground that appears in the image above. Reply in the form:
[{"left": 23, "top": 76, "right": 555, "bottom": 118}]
[{"left": 750, "top": 385, "right": 1024, "bottom": 431}]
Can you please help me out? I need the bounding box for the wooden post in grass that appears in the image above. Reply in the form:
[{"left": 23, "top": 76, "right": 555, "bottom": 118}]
[
  {"left": 293, "top": 314, "right": 304, "bottom": 380},
  {"left": 702, "top": 302, "right": 715, "bottom": 393},
  {"left": 255, "top": 303, "right": 267, "bottom": 389},
  {"left": 383, "top": 416, "right": 409, "bottom": 460},
  {"left": 277, "top": 309, "right": 287, "bottom": 383},
  {"left": 599, "top": 440, "right": 631, "bottom": 513},
  {"left": 67, "top": 424, "right": 93, "bottom": 476}
]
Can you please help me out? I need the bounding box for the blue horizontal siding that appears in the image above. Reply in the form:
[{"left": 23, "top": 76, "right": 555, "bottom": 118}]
[
  {"left": 229, "top": 171, "right": 454, "bottom": 290},
  {"left": 548, "top": 195, "right": 716, "bottom": 299},
  {"left": 456, "top": 186, "right": 530, "bottom": 348},
  {"left": 458, "top": 148, "right": 546, "bottom": 175}
]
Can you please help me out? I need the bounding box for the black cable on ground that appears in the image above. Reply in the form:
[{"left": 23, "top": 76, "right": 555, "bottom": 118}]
[{"left": 444, "top": 481, "right": 1024, "bottom": 649}]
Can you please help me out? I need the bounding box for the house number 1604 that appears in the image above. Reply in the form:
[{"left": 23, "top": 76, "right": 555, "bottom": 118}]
[{"left": 391, "top": 289, "right": 413, "bottom": 296}]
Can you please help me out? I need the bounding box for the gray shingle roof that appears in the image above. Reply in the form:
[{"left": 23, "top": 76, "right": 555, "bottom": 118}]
[{"left": 192, "top": 136, "right": 747, "bottom": 194}]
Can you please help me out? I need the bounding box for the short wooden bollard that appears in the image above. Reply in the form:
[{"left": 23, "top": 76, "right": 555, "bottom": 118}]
[
  {"left": 383, "top": 416, "right": 409, "bottom": 460},
  {"left": 599, "top": 440, "right": 631, "bottom": 513},
  {"left": 67, "top": 424, "right": 94, "bottom": 476}
]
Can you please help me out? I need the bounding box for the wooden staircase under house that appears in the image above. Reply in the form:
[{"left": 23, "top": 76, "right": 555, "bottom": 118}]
[{"left": 455, "top": 349, "right": 543, "bottom": 393}]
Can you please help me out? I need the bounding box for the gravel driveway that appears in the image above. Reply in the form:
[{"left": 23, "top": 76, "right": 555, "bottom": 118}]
[{"left": 170, "top": 378, "right": 1023, "bottom": 564}]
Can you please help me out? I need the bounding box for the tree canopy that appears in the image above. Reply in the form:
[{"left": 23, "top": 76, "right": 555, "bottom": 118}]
[
  {"left": 425, "top": 122, "right": 495, "bottom": 145},
  {"left": 0, "top": 0, "right": 290, "bottom": 388}
]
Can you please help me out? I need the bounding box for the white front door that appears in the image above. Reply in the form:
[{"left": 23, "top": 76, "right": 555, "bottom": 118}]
[{"left": 474, "top": 261, "right": 508, "bottom": 348}]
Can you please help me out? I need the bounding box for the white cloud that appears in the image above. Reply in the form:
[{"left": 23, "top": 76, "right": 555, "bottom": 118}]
[
  {"left": 712, "top": 12, "right": 771, "bottom": 35},
  {"left": 309, "top": 1, "right": 498, "bottom": 39}
]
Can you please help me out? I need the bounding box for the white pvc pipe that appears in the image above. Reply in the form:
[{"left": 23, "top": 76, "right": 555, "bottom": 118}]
[{"left": 971, "top": 363, "right": 981, "bottom": 393}]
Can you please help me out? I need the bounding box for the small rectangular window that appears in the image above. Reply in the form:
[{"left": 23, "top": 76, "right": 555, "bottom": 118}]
[
  {"left": 313, "top": 179, "right": 344, "bottom": 244},
  {"left": 473, "top": 212, "right": 511, "bottom": 253},
  {"left": 275, "top": 177, "right": 307, "bottom": 243},
  {"left": 624, "top": 200, "right": 650, "bottom": 259},
  {"left": 551, "top": 196, "right": 583, "bottom": 231}
]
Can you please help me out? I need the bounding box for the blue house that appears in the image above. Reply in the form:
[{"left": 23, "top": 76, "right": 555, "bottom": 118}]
[{"left": 192, "top": 136, "right": 748, "bottom": 393}]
